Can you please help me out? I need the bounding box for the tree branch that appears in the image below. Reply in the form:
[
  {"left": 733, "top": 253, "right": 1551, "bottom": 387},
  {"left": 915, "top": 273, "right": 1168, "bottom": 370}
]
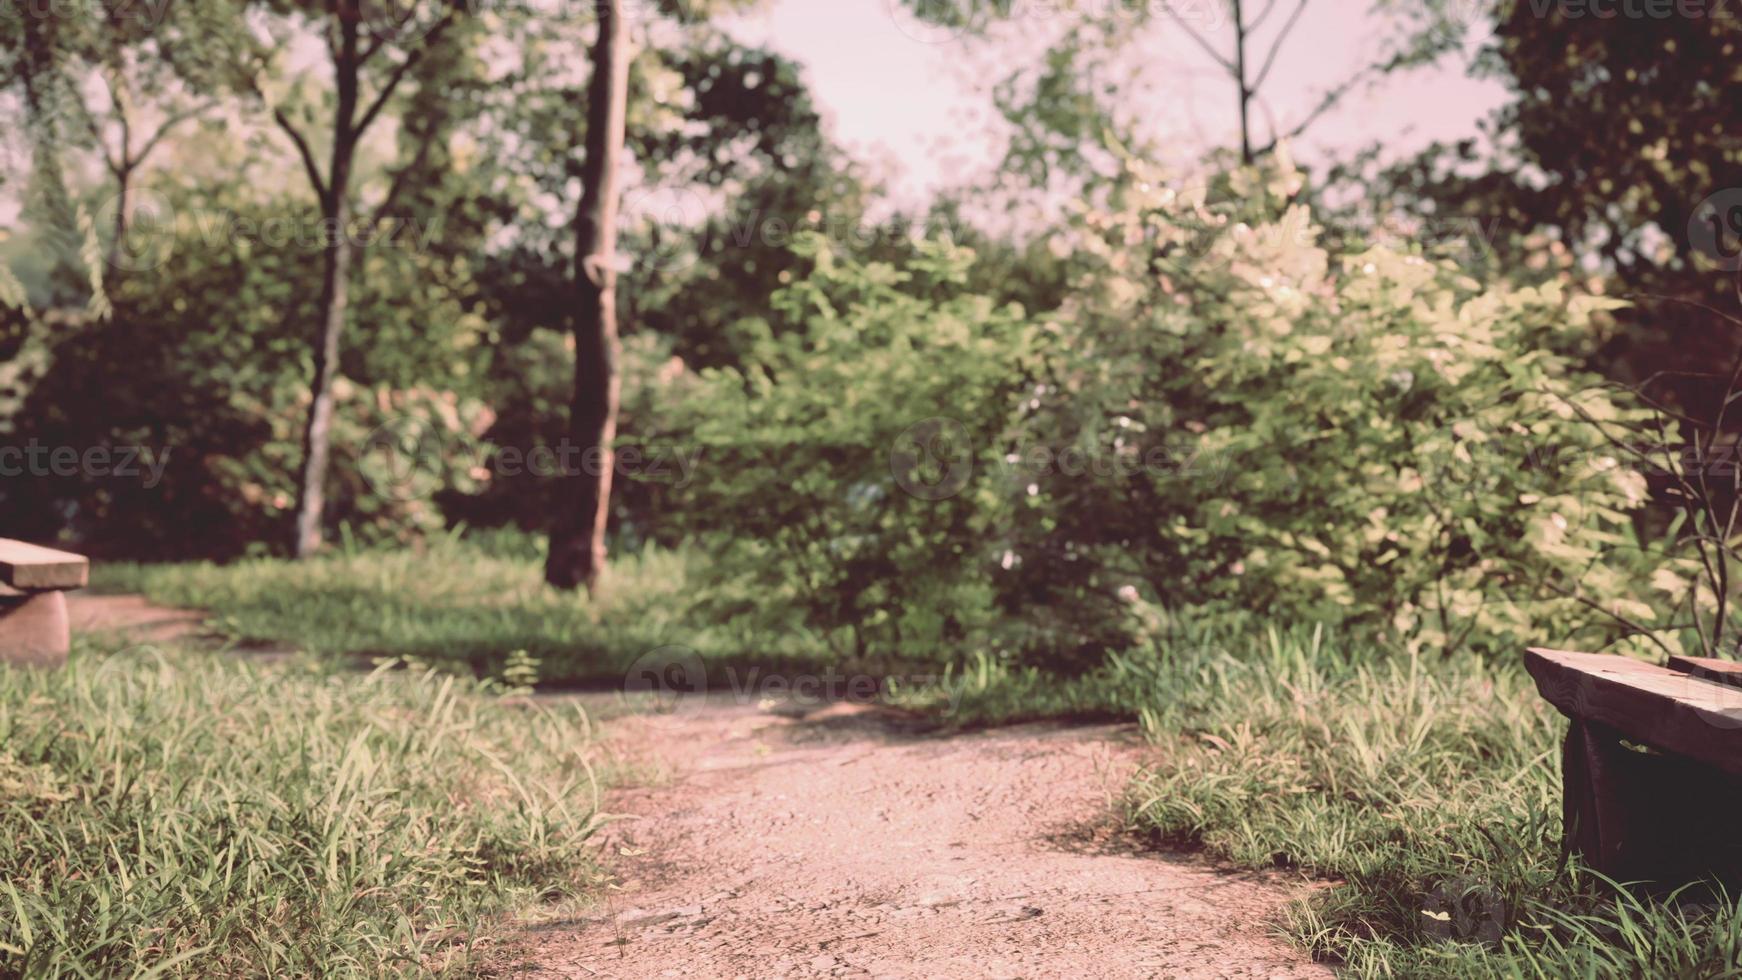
[
  {"left": 131, "top": 100, "right": 214, "bottom": 168},
  {"left": 273, "top": 108, "right": 329, "bottom": 203},
  {"left": 1246, "top": 0, "right": 1284, "bottom": 31},
  {"left": 369, "top": 123, "right": 437, "bottom": 225},
  {"left": 1254, "top": 54, "right": 1396, "bottom": 155},
  {"left": 1250, "top": 0, "right": 1310, "bottom": 93},
  {"left": 354, "top": 11, "right": 454, "bottom": 139},
  {"left": 1160, "top": 3, "right": 1235, "bottom": 74}
]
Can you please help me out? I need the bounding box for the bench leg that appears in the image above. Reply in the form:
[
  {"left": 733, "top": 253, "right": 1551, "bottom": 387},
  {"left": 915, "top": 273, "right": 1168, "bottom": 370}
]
[
  {"left": 1562, "top": 719, "right": 1635, "bottom": 878},
  {"left": 0, "top": 590, "right": 69, "bottom": 668}
]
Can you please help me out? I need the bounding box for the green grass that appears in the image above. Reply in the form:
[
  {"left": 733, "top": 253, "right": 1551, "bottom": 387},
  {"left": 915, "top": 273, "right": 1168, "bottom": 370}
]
[
  {"left": 0, "top": 635, "right": 605, "bottom": 977},
  {"left": 93, "top": 529, "right": 822, "bottom": 685},
  {"left": 916, "top": 624, "right": 1742, "bottom": 977},
  {"left": 78, "top": 540, "right": 1742, "bottom": 975}
]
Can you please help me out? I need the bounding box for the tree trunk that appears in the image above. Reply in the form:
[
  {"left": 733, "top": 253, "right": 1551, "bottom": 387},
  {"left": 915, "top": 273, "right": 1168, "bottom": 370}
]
[
  {"left": 106, "top": 165, "right": 131, "bottom": 271},
  {"left": 546, "top": 0, "right": 631, "bottom": 591},
  {"left": 290, "top": 11, "right": 361, "bottom": 559},
  {"left": 1232, "top": 0, "right": 1253, "bottom": 164},
  {"left": 293, "top": 201, "right": 354, "bottom": 557}
]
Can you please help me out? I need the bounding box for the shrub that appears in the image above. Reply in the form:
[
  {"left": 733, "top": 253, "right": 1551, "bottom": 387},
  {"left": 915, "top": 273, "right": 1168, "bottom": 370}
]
[
  {"left": 0, "top": 187, "right": 492, "bottom": 559},
  {"left": 660, "top": 234, "right": 1034, "bottom": 661},
  {"left": 1007, "top": 150, "right": 1655, "bottom": 658},
  {"left": 657, "top": 154, "right": 1656, "bottom": 665}
]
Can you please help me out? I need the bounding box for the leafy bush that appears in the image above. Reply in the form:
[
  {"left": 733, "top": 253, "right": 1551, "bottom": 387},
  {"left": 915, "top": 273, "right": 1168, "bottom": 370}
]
[
  {"left": 659, "top": 234, "right": 1034, "bottom": 661},
  {"left": 656, "top": 154, "right": 1655, "bottom": 665},
  {"left": 0, "top": 641, "right": 602, "bottom": 977},
  {"left": 1007, "top": 150, "right": 1654, "bottom": 658},
  {"left": 0, "top": 186, "right": 492, "bottom": 559}
]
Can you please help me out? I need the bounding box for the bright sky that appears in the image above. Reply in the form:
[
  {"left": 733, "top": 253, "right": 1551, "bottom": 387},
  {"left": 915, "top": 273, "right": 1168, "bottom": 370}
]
[{"left": 724, "top": 0, "right": 1509, "bottom": 207}]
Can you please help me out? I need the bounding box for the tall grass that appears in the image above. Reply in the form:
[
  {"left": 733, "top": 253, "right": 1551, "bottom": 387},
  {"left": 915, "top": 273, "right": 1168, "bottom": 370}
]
[
  {"left": 0, "top": 637, "right": 604, "bottom": 977},
  {"left": 916, "top": 623, "right": 1742, "bottom": 976},
  {"left": 93, "top": 530, "right": 815, "bottom": 684},
  {"left": 1125, "top": 627, "right": 1742, "bottom": 977}
]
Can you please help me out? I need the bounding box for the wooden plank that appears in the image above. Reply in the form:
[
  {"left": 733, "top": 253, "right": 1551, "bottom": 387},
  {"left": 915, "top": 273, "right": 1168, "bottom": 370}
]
[
  {"left": 0, "top": 539, "right": 88, "bottom": 590},
  {"left": 1525, "top": 648, "right": 1742, "bottom": 778},
  {"left": 1669, "top": 655, "right": 1742, "bottom": 688}
]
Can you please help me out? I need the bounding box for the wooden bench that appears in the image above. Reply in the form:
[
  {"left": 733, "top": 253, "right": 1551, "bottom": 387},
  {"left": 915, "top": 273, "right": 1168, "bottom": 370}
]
[
  {"left": 0, "top": 538, "right": 88, "bottom": 668},
  {"left": 1525, "top": 648, "right": 1742, "bottom": 887}
]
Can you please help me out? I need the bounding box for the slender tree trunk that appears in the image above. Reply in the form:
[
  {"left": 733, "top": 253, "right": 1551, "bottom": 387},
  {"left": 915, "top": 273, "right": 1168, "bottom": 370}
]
[
  {"left": 291, "top": 14, "right": 361, "bottom": 558},
  {"left": 547, "top": 0, "right": 630, "bottom": 591},
  {"left": 1232, "top": 0, "right": 1253, "bottom": 164},
  {"left": 293, "top": 199, "right": 354, "bottom": 557},
  {"left": 106, "top": 166, "right": 132, "bottom": 271}
]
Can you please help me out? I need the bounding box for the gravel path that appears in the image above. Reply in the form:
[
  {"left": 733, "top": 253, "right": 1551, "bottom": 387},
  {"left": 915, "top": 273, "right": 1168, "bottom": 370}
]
[{"left": 513, "top": 697, "right": 1331, "bottom": 979}]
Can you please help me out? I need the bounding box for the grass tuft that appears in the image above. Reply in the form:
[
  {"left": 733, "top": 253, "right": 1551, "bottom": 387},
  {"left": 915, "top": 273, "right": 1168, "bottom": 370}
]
[{"left": 0, "top": 635, "right": 604, "bottom": 977}]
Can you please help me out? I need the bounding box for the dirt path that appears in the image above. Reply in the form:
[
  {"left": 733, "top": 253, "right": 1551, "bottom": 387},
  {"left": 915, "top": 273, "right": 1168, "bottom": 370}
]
[
  {"left": 65, "top": 593, "right": 206, "bottom": 645},
  {"left": 514, "top": 697, "right": 1331, "bottom": 979}
]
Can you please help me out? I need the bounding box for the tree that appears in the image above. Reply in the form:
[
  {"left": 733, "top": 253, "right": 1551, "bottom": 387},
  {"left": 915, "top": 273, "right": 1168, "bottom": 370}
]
[
  {"left": 256, "top": 0, "right": 461, "bottom": 557},
  {"left": 546, "top": 0, "right": 631, "bottom": 591},
  {"left": 1374, "top": 5, "right": 1742, "bottom": 420},
  {"left": 81, "top": 48, "right": 214, "bottom": 267},
  {"left": 903, "top": 0, "right": 1456, "bottom": 183}
]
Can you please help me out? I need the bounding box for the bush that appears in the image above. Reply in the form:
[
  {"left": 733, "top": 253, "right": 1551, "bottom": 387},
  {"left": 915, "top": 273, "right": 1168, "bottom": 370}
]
[
  {"left": 658, "top": 234, "right": 1034, "bottom": 662},
  {"left": 657, "top": 154, "right": 1656, "bottom": 666},
  {"left": 1007, "top": 150, "right": 1654, "bottom": 658},
  {"left": 0, "top": 186, "right": 492, "bottom": 559}
]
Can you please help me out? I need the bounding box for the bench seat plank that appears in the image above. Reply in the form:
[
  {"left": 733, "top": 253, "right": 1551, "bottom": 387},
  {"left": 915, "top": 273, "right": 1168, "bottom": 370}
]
[
  {"left": 0, "top": 539, "right": 89, "bottom": 590},
  {"left": 1525, "top": 648, "right": 1742, "bottom": 778},
  {"left": 1668, "top": 655, "right": 1742, "bottom": 688}
]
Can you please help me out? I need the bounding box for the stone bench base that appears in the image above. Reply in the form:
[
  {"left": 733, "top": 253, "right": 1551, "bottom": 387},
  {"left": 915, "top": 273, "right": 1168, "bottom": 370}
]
[{"left": 0, "top": 590, "right": 70, "bottom": 668}]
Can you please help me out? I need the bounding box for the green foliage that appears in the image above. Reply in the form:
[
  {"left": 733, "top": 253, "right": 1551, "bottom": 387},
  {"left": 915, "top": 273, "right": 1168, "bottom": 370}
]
[
  {"left": 659, "top": 233, "right": 1034, "bottom": 661},
  {"left": 0, "top": 181, "right": 492, "bottom": 559},
  {"left": 660, "top": 152, "right": 1658, "bottom": 662},
  {"left": 1381, "top": 2, "right": 1742, "bottom": 419},
  {"left": 0, "top": 639, "right": 603, "bottom": 977},
  {"left": 1010, "top": 150, "right": 1655, "bottom": 657}
]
